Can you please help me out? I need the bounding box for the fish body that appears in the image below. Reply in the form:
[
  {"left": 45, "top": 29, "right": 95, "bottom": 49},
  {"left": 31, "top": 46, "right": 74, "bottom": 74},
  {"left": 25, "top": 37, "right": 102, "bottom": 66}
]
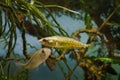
[
  {"left": 16, "top": 48, "right": 51, "bottom": 69},
  {"left": 39, "top": 36, "right": 90, "bottom": 49}
]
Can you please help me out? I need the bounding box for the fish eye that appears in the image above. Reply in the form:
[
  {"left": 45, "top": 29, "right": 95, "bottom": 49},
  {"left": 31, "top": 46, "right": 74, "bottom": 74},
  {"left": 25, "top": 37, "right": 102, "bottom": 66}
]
[
  {"left": 41, "top": 50, "right": 45, "bottom": 53},
  {"left": 40, "top": 50, "right": 46, "bottom": 57},
  {"left": 42, "top": 39, "right": 53, "bottom": 44},
  {"left": 42, "top": 39, "right": 48, "bottom": 42}
]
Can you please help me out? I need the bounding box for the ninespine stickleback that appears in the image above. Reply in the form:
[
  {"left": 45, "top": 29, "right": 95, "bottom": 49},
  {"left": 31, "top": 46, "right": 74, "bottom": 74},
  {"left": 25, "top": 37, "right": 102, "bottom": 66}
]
[
  {"left": 16, "top": 48, "right": 51, "bottom": 70},
  {"left": 39, "top": 36, "right": 90, "bottom": 49}
]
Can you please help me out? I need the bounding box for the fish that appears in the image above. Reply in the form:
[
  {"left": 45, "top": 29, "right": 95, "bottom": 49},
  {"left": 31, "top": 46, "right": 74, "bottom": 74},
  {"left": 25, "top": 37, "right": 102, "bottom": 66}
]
[
  {"left": 15, "top": 48, "right": 51, "bottom": 70},
  {"left": 39, "top": 36, "right": 90, "bottom": 49}
]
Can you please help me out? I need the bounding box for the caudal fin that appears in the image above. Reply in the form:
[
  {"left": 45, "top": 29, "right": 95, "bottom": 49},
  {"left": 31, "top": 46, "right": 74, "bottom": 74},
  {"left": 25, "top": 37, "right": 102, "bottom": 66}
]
[{"left": 14, "top": 61, "right": 25, "bottom": 77}]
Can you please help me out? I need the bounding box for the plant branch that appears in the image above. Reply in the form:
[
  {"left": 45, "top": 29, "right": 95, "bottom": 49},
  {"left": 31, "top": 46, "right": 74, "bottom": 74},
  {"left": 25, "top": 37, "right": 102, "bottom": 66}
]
[
  {"left": 56, "top": 49, "right": 68, "bottom": 61},
  {"left": 72, "top": 28, "right": 107, "bottom": 43},
  {"left": 21, "top": 21, "right": 29, "bottom": 59}
]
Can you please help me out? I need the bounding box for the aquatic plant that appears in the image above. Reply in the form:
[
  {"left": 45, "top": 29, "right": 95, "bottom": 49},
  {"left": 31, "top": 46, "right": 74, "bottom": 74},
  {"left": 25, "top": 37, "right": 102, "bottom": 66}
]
[{"left": 0, "top": 0, "right": 120, "bottom": 80}]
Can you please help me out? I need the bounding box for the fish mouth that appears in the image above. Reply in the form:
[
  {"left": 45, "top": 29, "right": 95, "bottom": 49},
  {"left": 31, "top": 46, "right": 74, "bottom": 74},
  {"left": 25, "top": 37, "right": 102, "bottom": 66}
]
[{"left": 39, "top": 39, "right": 42, "bottom": 43}]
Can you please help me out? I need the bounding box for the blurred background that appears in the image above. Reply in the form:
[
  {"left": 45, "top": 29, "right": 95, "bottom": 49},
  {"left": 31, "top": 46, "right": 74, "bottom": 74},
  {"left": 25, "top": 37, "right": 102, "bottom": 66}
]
[{"left": 0, "top": 0, "right": 120, "bottom": 80}]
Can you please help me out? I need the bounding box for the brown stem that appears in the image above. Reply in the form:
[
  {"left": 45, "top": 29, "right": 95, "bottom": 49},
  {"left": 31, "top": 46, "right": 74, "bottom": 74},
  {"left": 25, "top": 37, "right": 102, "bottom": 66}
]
[
  {"left": 21, "top": 21, "right": 29, "bottom": 59},
  {"left": 6, "top": 31, "right": 13, "bottom": 58}
]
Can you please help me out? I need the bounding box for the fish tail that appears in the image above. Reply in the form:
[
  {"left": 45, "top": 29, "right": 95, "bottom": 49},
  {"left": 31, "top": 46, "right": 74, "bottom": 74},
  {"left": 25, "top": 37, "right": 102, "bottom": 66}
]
[
  {"left": 15, "top": 61, "right": 25, "bottom": 70},
  {"left": 14, "top": 61, "right": 24, "bottom": 77},
  {"left": 85, "top": 44, "right": 91, "bottom": 48},
  {"left": 14, "top": 68, "right": 22, "bottom": 77}
]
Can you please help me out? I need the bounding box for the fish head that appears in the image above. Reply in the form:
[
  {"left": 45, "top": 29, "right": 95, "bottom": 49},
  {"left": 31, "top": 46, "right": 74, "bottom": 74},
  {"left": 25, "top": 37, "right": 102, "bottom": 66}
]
[
  {"left": 39, "top": 37, "right": 58, "bottom": 47},
  {"left": 39, "top": 48, "right": 51, "bottom": 60},
  {"left": 42, "top": 48, "right": 51, "bottom": 56}
]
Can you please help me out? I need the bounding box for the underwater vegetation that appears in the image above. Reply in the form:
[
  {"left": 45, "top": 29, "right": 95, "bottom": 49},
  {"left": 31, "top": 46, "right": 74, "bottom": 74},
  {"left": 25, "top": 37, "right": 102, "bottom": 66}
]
[{"left": 0, "top": 0, "right": 120, "bottom": 80}]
